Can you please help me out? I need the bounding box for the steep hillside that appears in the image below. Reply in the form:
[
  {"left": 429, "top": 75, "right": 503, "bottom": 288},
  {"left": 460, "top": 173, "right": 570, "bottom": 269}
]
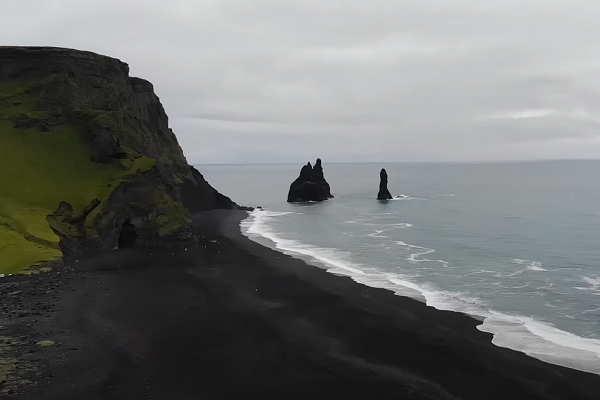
[{"left": 0, "top": 47, "right": 236, "bottom": 273}]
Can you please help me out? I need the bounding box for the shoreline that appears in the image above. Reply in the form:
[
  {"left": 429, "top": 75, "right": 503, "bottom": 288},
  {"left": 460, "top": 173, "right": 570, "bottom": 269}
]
[
  {"left": 242, "top": 208, "right": 600, "bottom": 376},
  {"left": 217, "top": 209, "right": 600, "bottom": 398},
  {"left": 0, "top": 209, "right": 599, "bottom": 399}
]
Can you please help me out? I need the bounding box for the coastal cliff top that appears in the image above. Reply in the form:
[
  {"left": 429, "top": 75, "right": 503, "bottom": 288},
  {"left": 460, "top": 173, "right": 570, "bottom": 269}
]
[{"left": 0, "top": 46, "right": 129, "bottom": 80}]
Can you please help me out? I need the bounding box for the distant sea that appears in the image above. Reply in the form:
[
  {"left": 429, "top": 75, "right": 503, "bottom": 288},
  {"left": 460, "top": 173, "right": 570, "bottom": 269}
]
[{"left": 198, "top": 160, "right": 600, "bottom": 375}]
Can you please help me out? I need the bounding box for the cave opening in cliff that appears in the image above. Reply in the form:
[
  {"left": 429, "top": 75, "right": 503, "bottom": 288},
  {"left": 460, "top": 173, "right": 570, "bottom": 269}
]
[{"left": 118, "top": 219, "right": 138, "bottom": 249}]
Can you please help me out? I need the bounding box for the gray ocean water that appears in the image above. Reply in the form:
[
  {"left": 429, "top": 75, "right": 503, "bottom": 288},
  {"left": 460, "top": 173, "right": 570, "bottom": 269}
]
[{"left": 198, "top": 160, "right": 600, "bottom": 374}]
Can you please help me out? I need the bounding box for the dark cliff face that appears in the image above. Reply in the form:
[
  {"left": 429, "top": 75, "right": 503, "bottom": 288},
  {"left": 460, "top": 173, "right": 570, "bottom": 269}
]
[
  {"left": 0, "top": 47, "right": 236, "bottom": 270},
  {"left": 287, "top": 158, "right": 334, "bottom": 202},
  {"left": 377, "top": 168, "right": 393, "bottom": 200},
  {"left": 181, "top": 167, "right": 237, "bottom": 214}
]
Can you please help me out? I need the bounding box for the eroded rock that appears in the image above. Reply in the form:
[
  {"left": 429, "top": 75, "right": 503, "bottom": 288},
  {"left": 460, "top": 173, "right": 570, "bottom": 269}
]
[
  {"left": 377, "top": 168, "right": 393, "bottom": 200},
  {"left": 287, "top": 158, "right": 334, "bottom": 202}
]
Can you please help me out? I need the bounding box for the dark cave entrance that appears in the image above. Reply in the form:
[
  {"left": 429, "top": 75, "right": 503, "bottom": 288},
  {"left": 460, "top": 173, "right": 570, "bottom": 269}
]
[{"left": 118, "top": 219, "right": 138, "bottom": 249}]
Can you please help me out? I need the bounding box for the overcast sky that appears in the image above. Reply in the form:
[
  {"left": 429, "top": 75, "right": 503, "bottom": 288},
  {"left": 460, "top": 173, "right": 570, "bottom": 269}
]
[{"left": 4, "top": 0, "right": 600, "bottom": 163}]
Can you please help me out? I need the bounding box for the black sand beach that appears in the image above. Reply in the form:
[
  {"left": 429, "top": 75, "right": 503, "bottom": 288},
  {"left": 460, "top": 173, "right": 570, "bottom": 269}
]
[{"left": 2, "top": 210, "right": 600, "bottom": 400}]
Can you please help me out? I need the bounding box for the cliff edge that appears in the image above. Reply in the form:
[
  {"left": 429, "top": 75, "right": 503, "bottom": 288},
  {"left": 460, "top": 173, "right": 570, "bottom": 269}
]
[{"left": 0, "top": 47, "right": 236, "bottom": 273}]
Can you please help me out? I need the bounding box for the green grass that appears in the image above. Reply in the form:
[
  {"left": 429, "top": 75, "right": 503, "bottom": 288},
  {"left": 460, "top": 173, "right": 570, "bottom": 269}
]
[
  {"left": 0, "top": 121, "right": 120, "bottom": 213},
  {"left": 151, "top": 190, "right": 191, "bottom": 236},
  {"left": 0, "top": 121, "right": 118, "bottom": 273},
  {"left": 0, "top": 80, "right": 156, "bottom": 274},
  {"left": 0, "top": 80, "right": 37, "bottom": 117},
  {"left": 0, "top": 228, "right": 60, "bottom": 274}
]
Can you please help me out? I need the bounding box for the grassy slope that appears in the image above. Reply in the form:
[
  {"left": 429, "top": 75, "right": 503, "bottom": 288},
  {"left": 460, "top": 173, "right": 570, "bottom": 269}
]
[{"left": 0, "top": 81, "right": 155, "bottom": 274}]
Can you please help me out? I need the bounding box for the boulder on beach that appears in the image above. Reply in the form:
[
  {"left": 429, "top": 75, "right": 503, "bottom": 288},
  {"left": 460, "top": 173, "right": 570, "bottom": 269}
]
[
  {"left": 377, "top": 168, "right": 393, "bottom": 200},
  {"left": 287, "top": 158, "right": 334, "bottom": 202}
]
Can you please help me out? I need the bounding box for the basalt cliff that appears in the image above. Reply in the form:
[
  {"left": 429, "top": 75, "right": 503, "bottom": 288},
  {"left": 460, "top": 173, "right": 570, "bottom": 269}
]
[{"left": 0, "top": 47, "right": 237, "bottom": 274}]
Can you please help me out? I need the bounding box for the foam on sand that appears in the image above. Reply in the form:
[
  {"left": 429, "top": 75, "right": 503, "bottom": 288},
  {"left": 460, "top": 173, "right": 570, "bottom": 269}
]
[
  {"left": 243, "top": 209, "right": 366, "bottom": 276},
  {"left": 478, "top": 312, "right": 600, "bottom": 375}
]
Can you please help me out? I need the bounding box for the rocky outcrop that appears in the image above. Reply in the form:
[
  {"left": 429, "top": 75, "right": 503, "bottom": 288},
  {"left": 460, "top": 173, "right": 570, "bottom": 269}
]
[
  {"left": 287, "top": 158, "right": 334, "bottom": 202},
  {"left": 0, "top": 46, "right": 237, "bottom": 272},
  {"left": 377, "top": 168, "right": 393, "bottom": 200}
]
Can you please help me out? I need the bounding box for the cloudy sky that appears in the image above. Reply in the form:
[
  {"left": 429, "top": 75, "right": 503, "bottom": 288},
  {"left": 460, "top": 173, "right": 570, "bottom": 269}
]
[{"left": 4, "top": 0, "right": 600, "bottom": 163}]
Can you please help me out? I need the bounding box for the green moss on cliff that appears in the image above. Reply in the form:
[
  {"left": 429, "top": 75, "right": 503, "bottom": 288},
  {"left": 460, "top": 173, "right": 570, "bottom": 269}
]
[
  {"left": 120, "top": 155, "right": 156, "bottom": 173},
  {"left": 82, "top": 156, "right": 156, "bottom": 238},
  {"left": 0, "top": 80, "right": 157, "bottom": 273},
  {"left": 0, "top": 81, "right": 37, "bottom": 117},
  {"left": 151, "top": 191, "right": 191, "bottom": 236}
]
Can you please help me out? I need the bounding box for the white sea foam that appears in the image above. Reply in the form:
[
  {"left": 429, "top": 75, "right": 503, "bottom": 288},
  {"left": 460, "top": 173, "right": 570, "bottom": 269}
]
[
  {"left": 528, "top": 263, "right": 547, "bottom": 271},
  {"left": 512, "top": 258, "right": 548, "bottom": 272},
  {"left": 582, "top": 306, "right": 600, "bottom": 313},
  {"left": 464, "top": 270, "right": 502, "bottom": 277},
  {"left": 386, "top": 276, "right": 486, "bottom": 316},
  {"left": 430, "top": 194, "right": 456, "bottom": 198},
  {"left": 343, "top": 220, "right": 378, "bottom": 226},
  {"left": 366, "top": 223, "right": 412, "bottom": 238},
  {"left": 389, "top": 194, "right": 424, "bottom": 201},
  {"left": 245, "top": 210, "right": 366, "bottom": 276},
  {"left": 478, "top": 312, "right": 600, "bottom": 374},
  {"left": 242, "top": 209, "right": 600, "bottom": 375},
  {"left": 575, "top": 276, "right": 600, "bottom": 294},
  {"left": 396, "top": 241, "right": 449, "bottom": 268},
  {"left": 503, "top": 259, "right": 549, "bottom": 277}
]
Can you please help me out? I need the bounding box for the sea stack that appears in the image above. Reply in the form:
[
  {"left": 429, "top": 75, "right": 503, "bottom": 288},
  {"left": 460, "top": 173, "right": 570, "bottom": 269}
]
[
  {"left": 377, "top": 168, "right": 393, "bottom": 200},
  {"left": 287, "top": 158, "right": 334, "bottom": 202}
]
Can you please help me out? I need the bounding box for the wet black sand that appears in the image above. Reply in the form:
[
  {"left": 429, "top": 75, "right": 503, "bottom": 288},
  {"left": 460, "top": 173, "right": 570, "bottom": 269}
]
[{"left": 1, "top": 210, "right": 599, "bottom": 399}]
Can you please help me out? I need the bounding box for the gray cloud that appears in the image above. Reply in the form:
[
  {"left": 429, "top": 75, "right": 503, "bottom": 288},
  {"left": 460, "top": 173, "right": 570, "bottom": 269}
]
[{"left": 3, "top": 0, "right": 600, "bottom": 163}]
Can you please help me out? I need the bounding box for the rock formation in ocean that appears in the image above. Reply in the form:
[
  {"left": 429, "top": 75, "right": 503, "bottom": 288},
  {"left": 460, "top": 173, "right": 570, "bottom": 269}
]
[
  {"left": 377, "top": 168, "right": 393, "bottom": 200},
  {"left": 287, "top": 158, "right": 334, "bottom": 202},
  {"left": 0, "top": 46, "right": 238, "bottom": 273}
]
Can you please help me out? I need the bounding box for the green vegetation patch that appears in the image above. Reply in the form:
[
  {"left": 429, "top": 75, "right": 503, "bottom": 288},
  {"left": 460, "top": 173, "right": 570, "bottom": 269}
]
[
  {"left": 151, "top": 190, "right": 191, "bottom": 236},
  {"left": 0, "top": 81, "right": 37, "bottom": 117},
  {"left": 0, "top": 225, "right": 60, "bottom": 275},
  {"left": 0, "top": 80, "right": 156, "bottom": 274}
]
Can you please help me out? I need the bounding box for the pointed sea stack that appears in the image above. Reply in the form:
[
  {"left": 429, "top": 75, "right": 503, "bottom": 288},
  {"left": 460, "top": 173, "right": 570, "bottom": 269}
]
[
  {"left": 287, "top": 158, "right": 334, "bottom": 202},
  {"left": 377, "top": 168, "right": 393, "bottom": 200}
]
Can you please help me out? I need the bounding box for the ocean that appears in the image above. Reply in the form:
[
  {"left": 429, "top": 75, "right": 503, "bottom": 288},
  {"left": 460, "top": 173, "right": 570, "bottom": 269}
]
[{"left": 198, "top": 160, "right": 600, "bottom": 375}]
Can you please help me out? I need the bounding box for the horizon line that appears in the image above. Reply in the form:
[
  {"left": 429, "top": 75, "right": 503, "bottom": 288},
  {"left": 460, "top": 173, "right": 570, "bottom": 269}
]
[{"left": 191, "top": 157, "right": 600, "bottom": 166}]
